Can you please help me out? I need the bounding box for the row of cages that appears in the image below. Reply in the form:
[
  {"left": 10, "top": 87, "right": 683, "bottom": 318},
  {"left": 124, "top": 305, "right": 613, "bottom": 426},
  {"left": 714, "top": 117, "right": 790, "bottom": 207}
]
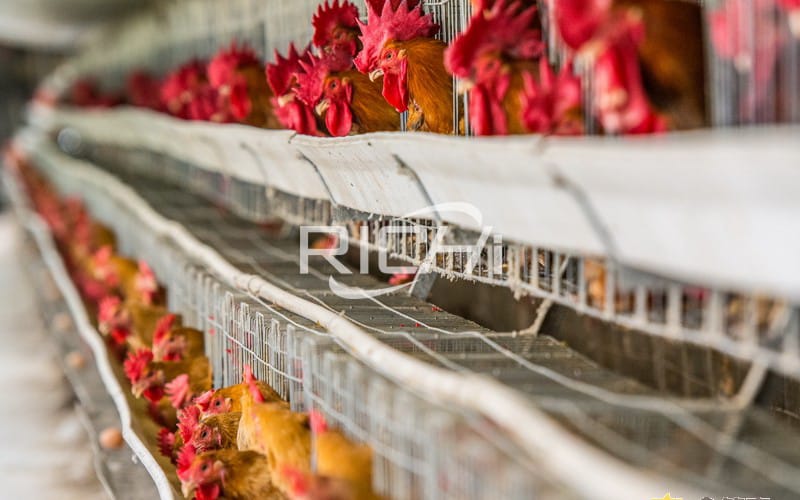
[
  {"left": 76, "top": 140, "right": 800, "bottom": 383},
  {"left": 58, "top": 0, "right": 800, "bottom": 136},
  {"left": 29, "top": 145, "right": 575, "bottom": 499}
]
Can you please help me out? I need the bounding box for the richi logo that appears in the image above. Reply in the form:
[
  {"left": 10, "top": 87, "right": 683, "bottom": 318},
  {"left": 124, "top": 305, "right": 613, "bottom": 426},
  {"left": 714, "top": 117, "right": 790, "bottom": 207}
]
[{"left": 299, "top": 203, "right": 502, "bottom": 299}]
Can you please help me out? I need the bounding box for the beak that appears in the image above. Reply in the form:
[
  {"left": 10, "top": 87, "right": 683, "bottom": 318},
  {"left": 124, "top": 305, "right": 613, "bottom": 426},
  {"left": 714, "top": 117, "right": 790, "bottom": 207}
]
[
  {"left": 315, "top": 99, "right": 330, "bottom": 116},
  {"left": 457, "top": 79, "right": 475, "bottom": 95},
  {"left": 131, "top": 381, "right": 145, "bottom": 398},
  {"left": 277, "top": 93, "right": 294, "bottom": 107},
  {"left": 369, "top": 68, "right": 384, "bottom": 82},
  {"left": 181, "top": 480, "right": 197, "bottom": 499}
]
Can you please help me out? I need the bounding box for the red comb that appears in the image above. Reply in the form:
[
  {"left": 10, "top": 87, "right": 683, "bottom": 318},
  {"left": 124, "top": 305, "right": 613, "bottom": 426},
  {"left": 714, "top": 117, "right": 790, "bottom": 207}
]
[
  {"left": 266, "top": 43, "right": 311, "bottom": 96},
  {"left": 193, "top": 390, "right": 215, "bottom": 412},
  {"left": 157, "top": 428, "right": 176, "bottom": 461},
  {"left": 312, "top": 0, "right": 360, "bottom": 49},
  {"left": 355, "top": 0, "right": 440, "bottom": 73},
  {"left": 152, "top": 313, "right": 178, "bottom": 345},
  {"left": 178, "top": 405, "right": 202, "bottom": 443},
  {"left": 295, "top": 51, "right": 353, "bottom": 106},
  {"left": 97, "top": 295, "right": 121, "bottom": 326},
  {"left": 554, "top": 0, "right": 612, "bottom": 50},
  {"left": 134, "top": 260, "right": 158, "bottom": 304},
  {"left": 247, "top": 375, "right": 265, "bottom": 404},
  {"left": 207, "top": 42, "right": 260, "bottom": 88},
  {"left": 123, "top": 349, "right": 153, "bottom": 383},
  {"left": 166, "top": 373, "right": 192, "bottom": 409},
  {"left": 445, "top": 0, "right": 543, "bottom": 79},
  {"left": 176, "top": 444, "right": 197, "bottom": 480},
  {"left": 126, "top": 70, "right": 163, "bottom": 110},
  {"left": 521, "top": 58, "right": 583, "bottom": 135},
  {"left": 309, "top": 409, "right": 329, "bottom": 435},
  {"left": 160, "top": 60, "right": 208, "bottom": 118}
]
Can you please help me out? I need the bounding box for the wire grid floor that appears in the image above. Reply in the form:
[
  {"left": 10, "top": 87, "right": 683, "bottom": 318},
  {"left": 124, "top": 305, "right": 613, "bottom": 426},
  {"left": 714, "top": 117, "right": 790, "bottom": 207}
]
[{"left": 63, "top": 159, "right": 800, "bottom": 499}]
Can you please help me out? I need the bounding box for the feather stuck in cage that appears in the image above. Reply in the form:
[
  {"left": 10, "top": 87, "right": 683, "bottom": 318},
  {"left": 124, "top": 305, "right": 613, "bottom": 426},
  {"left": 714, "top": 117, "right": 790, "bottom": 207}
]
[{"left": 356, "top": 0, "right": 454, "bottom": 133}]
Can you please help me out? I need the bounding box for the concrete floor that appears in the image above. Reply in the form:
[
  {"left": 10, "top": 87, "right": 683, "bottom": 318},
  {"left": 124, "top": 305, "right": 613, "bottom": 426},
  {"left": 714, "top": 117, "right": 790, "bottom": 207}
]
[{"left": 0, "top": 214, "right": 106, "bottom": 499}]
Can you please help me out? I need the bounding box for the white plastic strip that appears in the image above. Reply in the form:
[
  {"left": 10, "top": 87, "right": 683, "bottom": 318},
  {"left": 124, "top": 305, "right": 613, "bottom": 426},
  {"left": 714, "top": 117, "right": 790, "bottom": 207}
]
[
  {"left": 19, "top": 133, "right": 704, "bottom": 500},
  {"left": 1, "top": 167, "right": 176, "bottom": 500},
  {"left": 27, "top": 104, "right": 800, "bottom": 301}
]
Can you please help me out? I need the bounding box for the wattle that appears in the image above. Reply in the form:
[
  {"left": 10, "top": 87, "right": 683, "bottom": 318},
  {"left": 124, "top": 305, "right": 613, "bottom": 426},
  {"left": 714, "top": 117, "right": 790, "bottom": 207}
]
[
  {"left": 325, "top": 100, "right": 354, "bottom": 137},
  {"left": 469, "top": 84, "right": 508, "bottom": 136},
  {"left": 381, "top": 67, "right": 409, "bottom": 113}
]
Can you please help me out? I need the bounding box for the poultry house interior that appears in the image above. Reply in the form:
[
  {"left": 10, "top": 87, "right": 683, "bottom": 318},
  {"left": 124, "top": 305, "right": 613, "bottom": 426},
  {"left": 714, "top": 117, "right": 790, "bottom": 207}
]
[{"left": 0, "top": 1, "right": 799, "bottom": 500}]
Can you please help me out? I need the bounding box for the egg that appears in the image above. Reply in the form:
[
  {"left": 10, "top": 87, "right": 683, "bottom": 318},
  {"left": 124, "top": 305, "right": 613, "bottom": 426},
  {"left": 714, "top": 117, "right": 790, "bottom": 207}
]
[{"left": 99, "top": 427, "right": 123, "bottom": 449}]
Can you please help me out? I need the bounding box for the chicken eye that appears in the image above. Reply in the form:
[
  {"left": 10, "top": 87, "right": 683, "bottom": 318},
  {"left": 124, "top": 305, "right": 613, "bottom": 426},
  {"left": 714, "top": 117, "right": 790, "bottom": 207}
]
[
  {"left": 384, "top": 51, "right": 393, "bottom": 60},
  {"left": 214, "top": 400, "right": 221, "bottom": 407},
  {"left": 201, "top": 463, "right": 209, "bottom": 472},
  {"left": 201, "top": 430, "right": 208, "bottom": 439}
]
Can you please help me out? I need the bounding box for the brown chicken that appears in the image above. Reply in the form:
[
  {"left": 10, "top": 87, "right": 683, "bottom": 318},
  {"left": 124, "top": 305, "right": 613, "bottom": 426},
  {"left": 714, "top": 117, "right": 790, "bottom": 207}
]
[
  {"left": 152, "top": 319, "right": 205, "bottom": 362},
  {"left": 307, "top": 410, "right": 379, "bottom": 500},
  {"left": 356, "top": 0, "right": 454, "bottom": 133},
  {"left": 194, "top": 366, "right": 285, "bottom": 416},
  {"left": 208, "top": 43, "right": 281, "bottom": 128},
  {"left": 296, "top": 52, "right": 400, "bottom": 136},
  {"left": 191, "top": 412, "right": 241, "bottom": 452},
  {"left": 237, "top": 378, "right": 309, "bottom": 495},
  {"left": 178, "top": 447, "right": 284, "bottom": 500}
]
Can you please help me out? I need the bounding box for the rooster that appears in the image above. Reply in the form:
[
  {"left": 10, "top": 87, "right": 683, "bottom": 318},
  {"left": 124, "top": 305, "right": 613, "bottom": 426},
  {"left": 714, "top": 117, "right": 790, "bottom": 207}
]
[
  {"left": 178, "top": 447, "right": 284, "bottom": 500},
  {"left": 267, "top": 44, "right": 323, "bottom": 135},
  {"left": 160, "top": 60, "right": 210, "bottom": 120},
  {"left": 520, "top": 58, "right": 584, "bottom": 134},
  {"left": 312, "top": 0, "right": 362, "bottom": 58},
  {"left": 208, "top": 43, "right": 280, "bottom": 128},
  {"left": 296, "top": 52, "right": 400, "bottom": 136},
  {"left": 555, "top": 0, "right": 703, "bottom": 132},
  {"left": 237, "top": 377, "right": 309, "bottom": 495},
  {"left": 356, "top": 0, "right": 454, "bottom": 133},
  {"left": 445, "top": 0, "right": 544, "bottom": 135}
]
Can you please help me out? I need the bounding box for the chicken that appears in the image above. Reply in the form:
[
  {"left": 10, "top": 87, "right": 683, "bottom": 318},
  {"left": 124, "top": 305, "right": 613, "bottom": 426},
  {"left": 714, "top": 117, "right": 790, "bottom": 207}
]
[
  {"left": 307, "top": 410, "right": 379, "bottom": 500},
  {"left": 296, "top": 52, "right": 400, "bottom": 136},
  {"left": 312, "top": 0, "right": 362, "bottom": 58},
  {"left": 190, "top": 412, "right": 241, "bottom": 452},
  {"left": 356, "top": 0, "right": 454, "bottom": 134},
  {"left": 127, "top": 70, "right": 164, "bottom": 111},
  {"left": 178, "top": 447, "right": 284, "bottom": 500},
  {"left": 69, "top": 78, "right": 121, "bottom": 108},
  {"left": 193, "top": 367, "right": 284, "bottom": 416},
  {"left": 208, "top": 43, "right": 280, "bottom": 128},
  {"left": 283, "top": 470, "right": 371, "bottom": 500},
  {"left": 237, "top": 377, "right": 309, "bottom": 495},
  {"left": 160, "top": 60, "right": 210, "bottom": 120},
  {"left": 152, "top": 314, "right": 205, "bottom": 362},
  {"left": 267, "top": 44, "right": 323, "bottom": 135},
  {"left": 123, "top": 348, "right": 212, "bottom": 408},
  {"left": 555, "top": 0, "right": 703, "bottom": 132},
  {"left": 520, "top": 58, "right": 584, "bottom": 134},
  {"left": 445, "top": 0, "right": 544, "bottom": 135}
]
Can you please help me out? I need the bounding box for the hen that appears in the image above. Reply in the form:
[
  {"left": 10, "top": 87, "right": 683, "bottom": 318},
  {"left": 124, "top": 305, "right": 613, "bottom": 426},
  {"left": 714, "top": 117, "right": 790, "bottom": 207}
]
[
  {"left": 445, "top": 0, "right": 544, "bottom": 135},
  {"left": 160, "top": 60, "right": 210, "bottom": 120},
  {"left": 123, "top": 348, "right": 212, "bottom": 409},
  {"left": 356, "top": 0, "right": 453, "bottom": 133},
  {"left": 237, "top": 378, "right": 309, "bottom": 495},
  {"left": 307, "top": 410, "right": 379, "bottom": 500},
  {"left": 194, "top": 366, "right": 284, "bottom": 415},
  {"left": 190, "top": 412, "right": 242, "bottom": 452},
  {"left": 178, "top": 447, "right": 284, "bottom": 500},
  {"left": 296, "top": 52, "right": 400, "bottom": 136}
]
